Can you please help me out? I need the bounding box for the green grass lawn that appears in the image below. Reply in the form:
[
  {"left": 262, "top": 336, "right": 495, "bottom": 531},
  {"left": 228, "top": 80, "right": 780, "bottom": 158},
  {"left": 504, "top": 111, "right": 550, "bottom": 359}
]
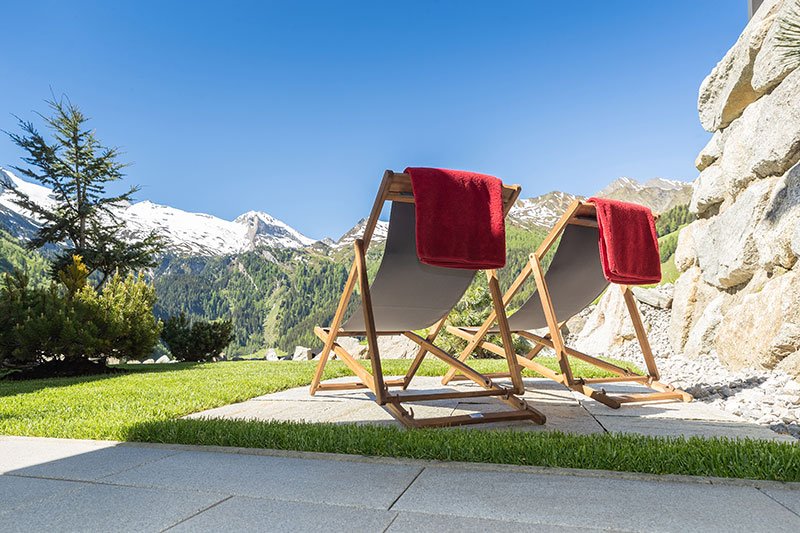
[{"left": 2, "top": 359, "right": 798, "bottom": 482}]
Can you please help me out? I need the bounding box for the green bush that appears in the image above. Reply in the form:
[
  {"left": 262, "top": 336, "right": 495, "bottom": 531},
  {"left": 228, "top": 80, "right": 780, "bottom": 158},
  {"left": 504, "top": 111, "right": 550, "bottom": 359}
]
[
  {"left": 161, "top": 313, "right": 234, "bottom": 362},
  {"left": 0, "top": 257, "right": 161, "bottom": 366}
]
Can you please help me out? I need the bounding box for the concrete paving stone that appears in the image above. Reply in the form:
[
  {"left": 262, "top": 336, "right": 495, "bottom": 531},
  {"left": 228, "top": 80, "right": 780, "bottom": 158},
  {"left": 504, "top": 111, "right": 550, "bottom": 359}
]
[
  {"left": 171, "top": 495, "right": 397, "bottom": 532},
  {"left": 0, "top": 479, "right": 226, "bottom": 532},
  {"left": 0, "top": 443, "right": 178, "bottom": 481},
  {"left": 104, "top": 449, "right": 422, "bottom": 509},
  {"left": 0, "top": 475, "right": 84, "bottom": 514},
  {"left": 387, "top": 512, "right": 626, "bottom": 532},
  {"left": 0, "top": 436, "right": 116, "bottom": 474},
  {"left": 760, "top": 487, "right": 800, "bottom": 515},
  {"left": 393, "top": 468, "right": 800, "bottom": 532},
  {"left": 595, "top": 416, "right": 796, "bottom": 441}
]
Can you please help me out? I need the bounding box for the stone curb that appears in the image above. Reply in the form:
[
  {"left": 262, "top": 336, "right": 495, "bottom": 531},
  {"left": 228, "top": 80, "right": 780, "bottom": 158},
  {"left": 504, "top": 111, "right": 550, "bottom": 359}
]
[{"left": 3, "top": 435, "right": 798, "bottom": 491}]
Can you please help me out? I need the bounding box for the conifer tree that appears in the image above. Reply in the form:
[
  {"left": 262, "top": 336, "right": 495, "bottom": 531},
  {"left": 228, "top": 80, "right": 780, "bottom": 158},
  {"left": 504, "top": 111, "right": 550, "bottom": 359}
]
[{"left": 6, "top": 97, "right": 162, "bottom": 286}]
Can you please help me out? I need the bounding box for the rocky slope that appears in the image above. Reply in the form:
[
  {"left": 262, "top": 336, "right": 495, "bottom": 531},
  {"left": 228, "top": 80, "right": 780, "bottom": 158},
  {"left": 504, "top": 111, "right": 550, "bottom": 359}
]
[
  {"left": 596, "top": 177, "right": 693, "bottom": 214},
  {"left": 671, "top": 0, "right": 800, "bottom": 379}
]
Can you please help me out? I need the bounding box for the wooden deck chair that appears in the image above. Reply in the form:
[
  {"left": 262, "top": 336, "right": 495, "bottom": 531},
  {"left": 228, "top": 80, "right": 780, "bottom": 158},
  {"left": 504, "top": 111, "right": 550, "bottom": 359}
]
[
  {"left": 442, "top": 199, "right": 692, "bottom": 409},
  {"left": 310, "top": 170, "right": 547, "bottom": 428}
]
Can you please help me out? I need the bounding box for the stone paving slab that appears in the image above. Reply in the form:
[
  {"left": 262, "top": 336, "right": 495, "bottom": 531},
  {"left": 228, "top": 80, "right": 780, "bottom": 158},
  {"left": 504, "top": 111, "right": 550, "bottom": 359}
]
[
  {"left": 0, "top": 475, "right": 84, "bottom": 514},
  {"left": 0, "top": 438, "right": 179, "bottom": 481},
  {"left": 392, "top": 467, "right": 800, "bottom": 532},
  {"left": 0, "top": 479, "right": 227, "bottom": 532},
  {"left": 188, "top": 376, "right": 793, "bottom": 441},
  {"left": 1, "top": 436, "right": 799, "bottom": 532},
  {"left": 104, "top": 449, "right": 423, "bottom": 509},
  {"left": 170, "top": 496, "right": 397, "bottom": 532}
]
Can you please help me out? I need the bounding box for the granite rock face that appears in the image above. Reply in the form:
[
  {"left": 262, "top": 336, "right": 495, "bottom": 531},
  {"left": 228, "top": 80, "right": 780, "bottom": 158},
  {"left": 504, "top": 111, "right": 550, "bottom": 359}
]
[{"left": 675, "top": 0, "right": 800, "bottom": 378}]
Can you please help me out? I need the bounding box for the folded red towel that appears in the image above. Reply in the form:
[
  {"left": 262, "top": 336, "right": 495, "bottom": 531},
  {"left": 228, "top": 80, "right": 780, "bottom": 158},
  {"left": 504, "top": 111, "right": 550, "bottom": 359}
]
[
  {"left": 587, "top": 197, "right": 661, "bottom": 285},
  {"left": 406, "top": 167, "right": 506, "bottom": 270}
]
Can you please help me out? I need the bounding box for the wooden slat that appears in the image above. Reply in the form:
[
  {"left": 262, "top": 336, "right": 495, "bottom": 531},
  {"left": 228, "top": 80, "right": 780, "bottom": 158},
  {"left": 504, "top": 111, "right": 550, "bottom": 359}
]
[
  {"left": 355, "top": 239, "right": 385, "bottom": 403},
  {"left": 403, "top": 331, "right": 492, "bottom": 388},
  {"left": 529, "top": 254, "right": 574, "bottom": 384},
  {"left": 487, "top": 269, "right": 524, "bottom": 394},
  {"left": 310, "top": 262, "right": 358, "bottom": 394},
  {"left": 403, "top": 317, "right": 447, "bottom": 389},
  {"left": 387, "top": 388, "right": 511, "bottom": 403},
  {"left": 567, "top": 217, "right": 599, "bottom": 228},
  {"left": 401, "top": 408, "right": 543, "bottom": 429},
  {"left": 621, "top": 285, "right": 660, "bottom": 380},
  {"left": 386, "top": 172, "right": 521, "bottom": 209},
  {"left": 517, "top": 330, "right": 636, "bottom": 377},
  {"left": 317, "top": 378, "right": 405, "bottom": 391}
]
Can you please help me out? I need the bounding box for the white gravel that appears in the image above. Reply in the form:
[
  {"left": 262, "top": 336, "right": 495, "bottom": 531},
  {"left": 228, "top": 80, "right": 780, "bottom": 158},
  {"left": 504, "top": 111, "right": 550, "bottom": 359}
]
[{"left": 562, "top": 288, "right": 800, "bottom": 440}]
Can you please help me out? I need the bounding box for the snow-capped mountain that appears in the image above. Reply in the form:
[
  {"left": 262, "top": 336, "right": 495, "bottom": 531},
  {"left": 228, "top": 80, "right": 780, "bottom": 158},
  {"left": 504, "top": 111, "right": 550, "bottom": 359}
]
[
  {"left": 595, "top": 177, "right": 692, "bottom": 214},
  {"left": 0, "top": 167, "right": 316, "bottom": 256},
  {"left": 333, "top": 218, "right": 389, "bottom": 249},
  {"left": 508, "top": 191, "right": 582, "bottom": 230}
]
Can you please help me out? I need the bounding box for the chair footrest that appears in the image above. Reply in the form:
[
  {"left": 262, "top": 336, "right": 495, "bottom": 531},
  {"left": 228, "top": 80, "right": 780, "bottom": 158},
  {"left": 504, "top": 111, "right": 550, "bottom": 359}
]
[
  {"left": 316, "top": 379, "right": 405, "bottom": 391},
  {"left": 409, "top": 409, "right": 546, "bottom": 428}
]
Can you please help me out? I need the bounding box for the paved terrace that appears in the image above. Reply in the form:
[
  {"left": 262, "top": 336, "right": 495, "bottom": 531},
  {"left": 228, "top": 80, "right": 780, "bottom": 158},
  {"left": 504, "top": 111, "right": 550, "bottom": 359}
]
[
  {"left": 188, "top": 376, "right": 795, "bottom": 441},
  {"left": 1, "top": 436, "right": 799, "bottom": 532}
]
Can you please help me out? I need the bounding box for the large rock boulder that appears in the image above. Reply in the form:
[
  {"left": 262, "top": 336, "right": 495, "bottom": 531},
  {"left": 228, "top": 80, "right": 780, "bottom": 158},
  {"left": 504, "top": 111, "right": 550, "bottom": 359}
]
[
  {"left": 752, "top": 162, "right": 800, "bottom": 271},
  {"left": 697, "top": 0, "right": 781, "bottom": 132},
  {"left": 673, "top": 218, "right": 707, "bottom": 272},
  {"left": 573, "top": 288, "right": 636, "bottom": 355},
  {"left": 752, "top": 0, "right": 800, "bottom": 93},
  {"left": 293, "top": 346, "right": 313, "bottom": 361},
  {"left": 681, "top": 295, "right": 725, "bottom": 359},
  {"left": 715, "top": 67, "right": 800, "bottom": 198},
  {"left": 694, "top": 177, "right": 776, "bottom": 288},
  {"left": 715, "top": 269, "right": 800, "bottom": 370},
  {"left": 695, "top": 130, "right": 725, "bottom": 172},
  {"left": 669, "top": 266, "right": 724, "bottom": 353}
]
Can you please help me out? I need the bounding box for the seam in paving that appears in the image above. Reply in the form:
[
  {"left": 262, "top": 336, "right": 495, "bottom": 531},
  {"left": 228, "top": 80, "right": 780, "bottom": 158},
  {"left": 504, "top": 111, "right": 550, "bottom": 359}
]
[
  {"left": 380, "top": 512, "right": 401, "bottom": 533},
  {"left": 160, "top": 494, "right": 234, "bottom": 532},
  {"left": 95, "top": 450, "right": 184, "bottom": 481},
  {"left": 757, "top": 487, "right": 800, "bottom": 519},
  {"left": 580, "top": 401, "right": 610, "bottom": 433},
  {"left": 387, "top": 466, "right": 426, "bottom": 511}
]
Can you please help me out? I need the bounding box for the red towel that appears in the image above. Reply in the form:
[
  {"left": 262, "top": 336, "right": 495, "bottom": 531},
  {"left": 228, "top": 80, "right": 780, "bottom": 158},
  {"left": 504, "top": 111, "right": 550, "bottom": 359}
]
[
  {"left": 588, "top": 197, "right": 661, "bottom": 285},
  {"left": 406, "top": 167, "right": 506, "bottom": 270}
]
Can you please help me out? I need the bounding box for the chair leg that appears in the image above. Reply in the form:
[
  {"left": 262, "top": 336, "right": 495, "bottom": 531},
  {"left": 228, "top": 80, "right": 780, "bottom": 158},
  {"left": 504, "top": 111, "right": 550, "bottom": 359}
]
[
  {"left": 402, "top": 317, "right": 447, "bottom": 389},
  {"left": 310, "top": 262, "right": 358, "bottom": 395}
]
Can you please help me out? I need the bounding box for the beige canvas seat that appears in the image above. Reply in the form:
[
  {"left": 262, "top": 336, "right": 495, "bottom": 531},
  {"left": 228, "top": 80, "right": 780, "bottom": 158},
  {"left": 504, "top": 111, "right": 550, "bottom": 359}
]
[
  {"left": 443, "top": 200, "right": 692, "bottom": 408},
  {"left": 310, "top": 170, "right": 546, "bottom": 428}
]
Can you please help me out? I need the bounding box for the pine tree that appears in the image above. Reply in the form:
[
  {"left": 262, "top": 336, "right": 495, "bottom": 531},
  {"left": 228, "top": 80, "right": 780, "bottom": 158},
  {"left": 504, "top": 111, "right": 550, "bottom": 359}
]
[{"left": 6, "top": 96, "right": 162, "bottom": 286}]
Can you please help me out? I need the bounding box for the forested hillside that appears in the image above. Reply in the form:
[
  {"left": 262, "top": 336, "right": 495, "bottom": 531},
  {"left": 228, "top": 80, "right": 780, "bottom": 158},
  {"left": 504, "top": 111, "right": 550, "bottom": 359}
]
[{"left": 0, "top": 229, "right": 49, "bottom": 286}]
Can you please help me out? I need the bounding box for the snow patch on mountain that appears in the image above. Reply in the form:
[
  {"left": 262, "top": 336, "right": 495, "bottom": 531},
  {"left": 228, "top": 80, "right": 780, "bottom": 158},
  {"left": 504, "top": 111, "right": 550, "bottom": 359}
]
[
  {"left": 0, "top": 167, "right": 316, "bottom": 256},
  {"left": 508, "top": 191, "right": 582, "bottom": 230},
  {"left": 334, "top": 218, "right": 389, "bottom": 249}
]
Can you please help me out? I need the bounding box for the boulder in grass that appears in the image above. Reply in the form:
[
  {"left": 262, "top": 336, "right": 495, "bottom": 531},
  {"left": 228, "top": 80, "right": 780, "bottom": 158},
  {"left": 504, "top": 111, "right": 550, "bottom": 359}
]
[
  {"left": 155, "top": 355, "right": 171, "bottom": 364},
  {"left": 293, "top": 346, "right": 313, "bottom": 361},
  {"left": 265, "top": 348, "right": 279, "bottom": 361}
]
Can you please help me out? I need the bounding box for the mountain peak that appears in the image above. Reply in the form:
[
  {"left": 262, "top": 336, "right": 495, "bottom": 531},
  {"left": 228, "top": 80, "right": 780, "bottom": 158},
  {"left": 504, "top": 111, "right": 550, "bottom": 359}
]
[{"left": 595, "top": 176, "right": 692, "bottom": 213}]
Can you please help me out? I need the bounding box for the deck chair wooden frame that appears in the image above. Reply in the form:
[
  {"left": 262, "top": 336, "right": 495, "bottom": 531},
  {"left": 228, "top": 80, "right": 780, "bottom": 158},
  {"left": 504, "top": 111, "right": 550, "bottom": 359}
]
[
  {"left": 310, "top": 170, "right": 546, "bottom": 428},
  {"left": 442, "top": 199, "right": 692, "bottom": 409}
]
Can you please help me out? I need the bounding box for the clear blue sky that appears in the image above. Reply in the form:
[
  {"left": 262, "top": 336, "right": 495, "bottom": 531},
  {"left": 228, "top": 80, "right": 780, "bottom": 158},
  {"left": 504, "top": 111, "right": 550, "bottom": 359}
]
[{"left": 0, "top": 1, "right": 747, "bottom": 240}]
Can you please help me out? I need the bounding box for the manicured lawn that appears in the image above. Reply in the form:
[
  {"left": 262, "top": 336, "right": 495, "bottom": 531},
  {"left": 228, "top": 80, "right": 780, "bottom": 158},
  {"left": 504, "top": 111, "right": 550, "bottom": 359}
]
[{"left": 2, "top": 359, "right": 798, "bottom": 482}]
